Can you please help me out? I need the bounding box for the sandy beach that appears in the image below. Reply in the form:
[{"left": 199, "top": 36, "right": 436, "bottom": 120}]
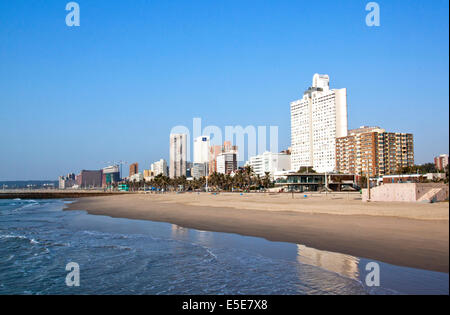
[{"left": 66, "top": 192, "right": 449, "bottom": 273}]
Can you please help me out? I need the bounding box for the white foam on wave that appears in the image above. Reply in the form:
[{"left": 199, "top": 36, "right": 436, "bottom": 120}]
[
  {"left": 0, "top": 234, "right": 40, "bottom": 245},
  {"left": 0, "top": 234, "right": 28, "bottom": 240}
]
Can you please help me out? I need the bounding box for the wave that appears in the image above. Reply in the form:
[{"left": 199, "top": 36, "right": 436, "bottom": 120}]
[
  {"left": 0, "top": 234, "right": 28, "bottom": 240},
  {"left": 0, "top": 234, "right": 39, "bottom": 245},
  {"left": 95, "top": 244, "right": 133, "bottom": 251}
]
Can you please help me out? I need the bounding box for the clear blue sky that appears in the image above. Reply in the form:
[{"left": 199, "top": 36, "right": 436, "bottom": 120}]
[{"left": 0, "top": 0, "right": 448, "bottom": 180}]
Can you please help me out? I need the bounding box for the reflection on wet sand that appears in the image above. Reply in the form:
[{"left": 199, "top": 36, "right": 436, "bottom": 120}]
[
  {"left": 297, "top": 244, "right": 360, "bottom": 280},
  {"left": 195, "top": 230, "right": 214, "bottom": 246},
  {"left": 171, "top": 224, "right": 361, "bottom": 280},
  {"left": 171, "top": 224, "right": 189, "bottom": 240},
  {"left": 171, "top": 224, "right": 215, "bottom": 245}
]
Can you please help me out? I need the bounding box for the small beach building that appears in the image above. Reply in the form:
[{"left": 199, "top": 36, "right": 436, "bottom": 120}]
[{"left": 275, "top": 173, "right": 356, "bottom": 192}]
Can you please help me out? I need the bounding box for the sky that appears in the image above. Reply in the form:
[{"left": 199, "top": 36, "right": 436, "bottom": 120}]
[{"left": 0, "top": 0, "right": 448, "bottom": 180}]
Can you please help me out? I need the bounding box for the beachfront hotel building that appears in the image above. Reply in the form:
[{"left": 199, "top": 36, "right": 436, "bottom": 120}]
[
  {"left": 245, "top": 151, "right": 291, "bottom": 179},
  {"left": 151, "top": 159, "right": 168, "bottom": 176},
  {"left": 169, "top": 134, "right": 187, "bottom": 178},
  {"left": 290, "top": 74, "right": 348, "bottom": 173},
  {"left": 335, "top": 126, "right": 414, "bottom": 177}
]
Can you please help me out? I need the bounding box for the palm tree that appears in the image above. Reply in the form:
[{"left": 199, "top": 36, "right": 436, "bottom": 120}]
[
  {"left": 243, "top": 165, "right": 254, "bottom": 191},
  {"left": 262, "top": 172, "right": 271, "bottom": 189},
  {"left": 233, "top": 170, "right": 245, "bottom": 191},
  {"left": 209, "top": 172, "right": 220, "bottom": 191}
]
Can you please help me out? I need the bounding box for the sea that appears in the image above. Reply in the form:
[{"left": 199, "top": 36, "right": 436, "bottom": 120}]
[{"left": 0, "top": 199, "right": 448, "bottom": 295}]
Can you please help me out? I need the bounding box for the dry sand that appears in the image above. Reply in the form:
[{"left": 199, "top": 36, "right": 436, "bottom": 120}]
[{"left": 66, "top": 192, "right": 449, "bottom": 273}]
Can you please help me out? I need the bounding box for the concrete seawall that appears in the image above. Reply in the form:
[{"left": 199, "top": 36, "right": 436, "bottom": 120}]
[{"left": 363, "top": 183, "right": 449, "bottom": 203}]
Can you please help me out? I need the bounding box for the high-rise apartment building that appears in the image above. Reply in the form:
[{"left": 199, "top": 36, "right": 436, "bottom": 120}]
[
  {"left": 193, "top": 136, "right": 210, "bottom": 178},
  {"left": 378, "top": 132, "right": 414, "bottom": 175},
  {"left": 129, "top": 163, "right": 138, "bottom": 177},
  {"left": 194, "top": 136, "right": 210, "bottom": 164},
  {"left": 169, "top": 134, "right": 187, "bottom": 178},
  {"left": 290, "top": 74, "right": 348, "bottom": 173},
  {"left": 434, "top": 154, "right": 449, "bottom": 171},
  {"left": 336, "top": 126, "right": 414, "bottom": 177},
  {"left": 151, "top": 159, "right": 168, "bottom": 176}
]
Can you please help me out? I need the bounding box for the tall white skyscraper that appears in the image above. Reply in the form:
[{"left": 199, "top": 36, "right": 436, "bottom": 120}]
[
  {"left": 169, "top": 134, "right": 187, "bottom": 178},
  {"left": 290, "top": 74, "right": 348, "bottom": 173},
  {"left": 193, "top": 136, "right": 210, "bottom": 164}
]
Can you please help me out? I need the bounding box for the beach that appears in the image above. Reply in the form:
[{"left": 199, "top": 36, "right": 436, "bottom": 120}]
[{"left": 66, "top": 192, "right": 449, "bottom": 273}]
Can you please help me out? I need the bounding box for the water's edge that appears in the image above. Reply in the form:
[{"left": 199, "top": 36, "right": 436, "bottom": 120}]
[{"left": 0, "top": 199, "right": 448, "bottom": 295}]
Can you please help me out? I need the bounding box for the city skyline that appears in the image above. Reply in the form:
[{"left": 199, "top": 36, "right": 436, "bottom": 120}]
[{"left": 0, "top": 0, "right": 449, "bottom": 180}]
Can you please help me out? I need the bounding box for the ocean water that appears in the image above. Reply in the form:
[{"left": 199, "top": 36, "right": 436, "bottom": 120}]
[{"left": 0, "top": 199, "right": 448, "bottom": 295}]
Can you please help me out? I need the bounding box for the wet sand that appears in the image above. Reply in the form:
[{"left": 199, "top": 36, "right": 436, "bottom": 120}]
[{"left": 66, "top": 193, "right": 449, "bottom": 273}]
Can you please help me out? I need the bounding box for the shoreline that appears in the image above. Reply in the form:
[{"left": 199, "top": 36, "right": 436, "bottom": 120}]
[
  {"left": 65, "top": 193, "right": 449, "bottom": 273},
  {"left": 0, "top": 191, "right": 129, "bottom": 200}
]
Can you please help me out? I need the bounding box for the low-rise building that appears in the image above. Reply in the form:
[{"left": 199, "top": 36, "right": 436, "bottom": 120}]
[
  {"left": 129, "top": 173, "right": 144, "bottom": 182},
  {"left": 275, "top": 173, "right": 356, "bottom": 192},
  {"left": 77, "top": 170, "right": 103, "bottom": 188},
  {"left": 192, "top": 163, "right": 208, "bottom": 179},
  {"left": 246, "top": 151, "right": 291, "bottom": 179},
  {"left": 143, "top": 169, "right": 155, "bottom": 182},
  {"left": 381, "top": 174, "right": 425, "bottom": 184},
  {"left": 59, "top": 173, "right": 76, "bottom": 189},
  {"left": 216, "top": 152, "right": 237, "bottom": 174},
  {"left": 102, "top": 165, "right": 120, "bottom": 187},
  {"left": 380, "top": 173, "right": 446, "bottom": 184}
]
